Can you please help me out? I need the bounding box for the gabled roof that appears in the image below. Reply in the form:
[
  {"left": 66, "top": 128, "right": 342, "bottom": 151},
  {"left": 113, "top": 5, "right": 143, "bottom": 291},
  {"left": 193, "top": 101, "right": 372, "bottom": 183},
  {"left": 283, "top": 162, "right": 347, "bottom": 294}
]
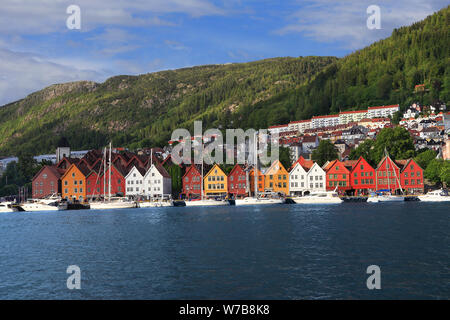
[
  {"left": 61, "top": 162, "right": 91, "bottom": 180},
  {"left": 376, "top": 156, "right": 401, "bottom": 171},
  {"left": 265, "top": 160, "right": 287, "bottom": 175},
  {"left": 289, "top": 156, "right": 313, "bottom": 172},
  {"left": 32, "top": 165, "right": 64, "bottom": 182},
  {"left": 228, "top": 164, "right": 245, "bottom": 177},
  {"left": 204, "top": 163, "right": 226, "bottom": 178},
  {"left": 182, "top": 164, "right": 202, "bottom": 179},
  {"left": 146, "top": 162, "right": 171, "bottom": 178},
  {"left": 125, "top": 165, "right": 146, "bottom": 179}
]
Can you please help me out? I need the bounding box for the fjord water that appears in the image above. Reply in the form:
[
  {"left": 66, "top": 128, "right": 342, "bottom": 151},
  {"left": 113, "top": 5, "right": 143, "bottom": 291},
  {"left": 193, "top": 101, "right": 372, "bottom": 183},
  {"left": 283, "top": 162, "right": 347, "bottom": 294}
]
[{"left": 0, "top": 203, "right": 448, "bottom": 300}]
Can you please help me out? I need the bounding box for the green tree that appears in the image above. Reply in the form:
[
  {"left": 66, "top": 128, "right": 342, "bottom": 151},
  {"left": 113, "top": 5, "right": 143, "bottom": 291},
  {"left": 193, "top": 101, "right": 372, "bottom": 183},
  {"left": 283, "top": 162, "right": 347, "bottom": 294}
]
[
  {"left": 439, "top": 161, "right": 450, "bottom": 187},
  {"left": 425, "top": 159, "right": 443, "bottom": 184},
  {"left": 414, "top": 149, "right": 437, "bottom": 170},
  {"left": 349, "top": 139, "right": 375, "bottom": 165},
  {"left": 278, "top": 146, "right": 292, "bottom": 171},
  {"left": 312, "top": 140, "right": 338, "bottom": 166},
  {"left": 372, "top": 127, "right": 416, "bottom": 164}
]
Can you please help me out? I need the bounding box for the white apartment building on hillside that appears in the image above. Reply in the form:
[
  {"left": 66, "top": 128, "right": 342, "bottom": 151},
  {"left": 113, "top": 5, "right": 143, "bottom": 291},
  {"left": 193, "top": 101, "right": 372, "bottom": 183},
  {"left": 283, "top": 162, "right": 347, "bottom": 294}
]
[{"left": 367, "top": 105, "right": 399, "bottom": 118}]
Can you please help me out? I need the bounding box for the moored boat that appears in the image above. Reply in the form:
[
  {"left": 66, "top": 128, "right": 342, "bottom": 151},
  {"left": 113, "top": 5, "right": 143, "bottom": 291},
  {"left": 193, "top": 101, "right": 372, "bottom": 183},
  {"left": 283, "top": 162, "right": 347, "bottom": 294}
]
[
  {"left": 367, "top": 191, "right": 404, "bottom": 203},
  {"left": 418, "top": 189, "right": 450, "bottom": 202},
  {"left": 184, "top": 198, "right": 229, "bottom": 207},
  {"left": 20, "top": 198, "right": 60, "bottom": 211},
  {"left": 138, "top": 194, "right": 174, "bottom": 208},
  {"left": 291, "top": 191, "right": 343, "bottom": 204},
  {"left": 90, "top": 197, "right": 137, "bottom": 210},
  {"left": 0, "top": 202, "right": 16, "bottom": 213},
  {"left": 234, "top": 197, "right": 284, "bottom": 206}
]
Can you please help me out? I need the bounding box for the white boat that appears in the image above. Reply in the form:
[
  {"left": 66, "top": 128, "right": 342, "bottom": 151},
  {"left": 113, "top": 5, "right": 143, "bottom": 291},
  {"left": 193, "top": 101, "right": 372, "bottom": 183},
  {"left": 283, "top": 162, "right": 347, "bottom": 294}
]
[
  {"left": 234, "top": 197, "right": 284, "bottom": 206},
  {"left": 184, "top": 199, "right": 229, "bottom": 207},
  {"left": 367, "top": 192, "right": 404, "bottom": 203},
  {"left": 90, "top": 197, "right": 137, "bottom": 210},
  {"left": 139, "top": 196, "right": 174, "bottom": 208},
  {"left": 20, "top": 198, "right": 60, "bottom": 211},
  {"left": 0, "top": 202, "right": 16, "bottom": 213},
  {"left": 291, "top": 191, "right": 343, "bottom": 204},
  {"left": 418, "top": 189, "right": 450, "bottom": 202}
]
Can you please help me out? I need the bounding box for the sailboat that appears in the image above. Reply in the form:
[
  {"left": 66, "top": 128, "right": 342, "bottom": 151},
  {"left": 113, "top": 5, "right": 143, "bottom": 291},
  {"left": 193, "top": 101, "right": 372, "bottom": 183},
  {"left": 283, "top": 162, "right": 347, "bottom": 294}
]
[
  {"left": 367, "top": 149, "right": 404, "bottom": 203},
  {"left": 184, "top": 141, "right": 229, "bottom": 207},
  {"left": 90, "top": 143, "right": 137, "bottom": 210},
  {"left": 235, "top": 132, "right": 284, "bottom": 206}
]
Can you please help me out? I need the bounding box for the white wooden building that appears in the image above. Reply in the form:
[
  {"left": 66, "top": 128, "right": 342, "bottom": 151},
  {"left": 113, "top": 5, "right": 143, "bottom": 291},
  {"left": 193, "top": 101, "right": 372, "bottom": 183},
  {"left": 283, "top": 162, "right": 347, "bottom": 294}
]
[
  {"left": 289, "top": 162, "right": 309, "bottom": 196},
  {"left": 125, "top": 166, "right": 145, "bottom": 196},
  {"left": 289, "top": 161, "right": 326, "bottom": 196},
  {"left": 306, "top": 163, "right": 326, "bottom": 193},
  {"left": 143, "top": 163, "right": 172, "bottom": 198}
]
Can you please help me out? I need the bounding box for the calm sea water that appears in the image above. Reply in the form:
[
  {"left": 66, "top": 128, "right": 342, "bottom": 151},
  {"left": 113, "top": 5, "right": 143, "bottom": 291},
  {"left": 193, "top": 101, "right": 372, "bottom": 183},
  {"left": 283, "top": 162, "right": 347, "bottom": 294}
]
[{"left": 0, "top": 202, "right": 448, "bottom": 300}]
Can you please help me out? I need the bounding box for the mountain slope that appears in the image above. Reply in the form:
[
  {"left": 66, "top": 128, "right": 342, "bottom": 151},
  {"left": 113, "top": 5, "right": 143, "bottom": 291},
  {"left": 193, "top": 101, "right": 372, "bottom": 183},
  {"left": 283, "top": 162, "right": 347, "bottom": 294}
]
[
  {"left": 232, "top": 6, "right": 449, "bottom": 129},
  {"left": 0, "top": 56, "right": 336, "bottom": 156}
]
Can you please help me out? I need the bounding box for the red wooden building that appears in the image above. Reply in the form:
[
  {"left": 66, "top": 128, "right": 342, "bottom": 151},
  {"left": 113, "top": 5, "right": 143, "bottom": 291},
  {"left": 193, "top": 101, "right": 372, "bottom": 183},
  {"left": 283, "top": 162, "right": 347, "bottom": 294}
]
[
  {"left": 85, "top": 161, "right": 103, "bottom": 199},
  {"left": 227, "top": 164, "right": 248, "bottom": 198},
  {"left": 32, "top": 166, "right": 64, "bottom": 198},
  {"left": 182, "top": 165, "right": 202, "bottom": 199},
  {"left": 375, "top": 156, "right": 402, "bottom": 192},
  {"left": 324, "top": 160, "right": 351, "bottom": 194},
  {"left": 397, "top": 159, "right": 424, "bottom": 194},
  {"left": 347, "top": 157, "right": 376, "bottom": 195},
  {"left": 100, "top": 163, "right": 127, "bottom": 197}
]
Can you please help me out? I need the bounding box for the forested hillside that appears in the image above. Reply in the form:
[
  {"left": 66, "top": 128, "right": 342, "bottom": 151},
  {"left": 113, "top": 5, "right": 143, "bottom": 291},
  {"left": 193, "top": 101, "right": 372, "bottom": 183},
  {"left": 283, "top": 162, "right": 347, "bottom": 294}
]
[
  {"left": 0, "top": 57, "right": 335, "bottom": 156},
  {"left": 0, "top": 6, "right": 448, "bottom": 156},
  {"left": 232, "top": 6, "right": 449, "bottom": 129}
]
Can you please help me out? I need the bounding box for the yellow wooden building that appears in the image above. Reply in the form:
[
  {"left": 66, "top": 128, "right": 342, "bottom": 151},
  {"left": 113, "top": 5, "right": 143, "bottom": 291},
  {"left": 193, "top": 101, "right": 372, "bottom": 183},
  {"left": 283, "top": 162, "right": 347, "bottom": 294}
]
[
  {"left": 204, "top": 164, "right": 228, "bottom": 197},
  {"left": 264, "top": 160, "right": 289, "bottom": 195}
]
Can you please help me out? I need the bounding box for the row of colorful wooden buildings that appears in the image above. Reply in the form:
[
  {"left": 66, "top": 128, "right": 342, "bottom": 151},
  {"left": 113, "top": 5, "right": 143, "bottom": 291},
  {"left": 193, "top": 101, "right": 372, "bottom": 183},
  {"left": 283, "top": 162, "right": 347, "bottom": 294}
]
[{"left": 32, "top": 148, "right": 425, "bottom": 201}]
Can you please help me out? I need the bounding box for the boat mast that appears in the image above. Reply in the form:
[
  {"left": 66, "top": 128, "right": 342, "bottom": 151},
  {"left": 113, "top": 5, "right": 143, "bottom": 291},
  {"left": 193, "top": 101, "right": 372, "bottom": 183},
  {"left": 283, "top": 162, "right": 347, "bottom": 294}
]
[
  {"left": 150, "top": 149, "right": 153, "bottom": 200},
  {"left": 254, "top": 131, "right": 258, "bottom": 198},
  {"left": 103, "top": 147, "right": 106, "bottom": 202},
  {"left": 108, "top": 142, "right": 112, "bottom": 202},
  {"left": 201, "top": 142, "right": 204, "bottom": 201}
]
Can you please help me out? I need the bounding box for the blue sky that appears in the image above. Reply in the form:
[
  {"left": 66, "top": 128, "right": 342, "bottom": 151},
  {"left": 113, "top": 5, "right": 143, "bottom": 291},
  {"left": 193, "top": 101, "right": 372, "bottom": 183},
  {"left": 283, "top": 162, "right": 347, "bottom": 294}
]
[{"left": 0, "top": 0, "right": 447, "bottom": 105}]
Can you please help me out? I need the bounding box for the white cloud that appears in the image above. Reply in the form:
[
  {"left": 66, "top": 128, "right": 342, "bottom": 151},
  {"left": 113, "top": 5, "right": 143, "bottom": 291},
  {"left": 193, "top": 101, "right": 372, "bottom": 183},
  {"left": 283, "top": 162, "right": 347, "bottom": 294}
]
[
  {"left": 275, "top": 0, "right": 448, "bottom": 49},
  {"left": 164, "top": 40, "right": 191, "bottom": 51},
  {"left": 0, "top": 0, "right": 224, "bottom": 35},
  {"left": 0, "top": 48, "right": 105, "bottom": 105}
]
